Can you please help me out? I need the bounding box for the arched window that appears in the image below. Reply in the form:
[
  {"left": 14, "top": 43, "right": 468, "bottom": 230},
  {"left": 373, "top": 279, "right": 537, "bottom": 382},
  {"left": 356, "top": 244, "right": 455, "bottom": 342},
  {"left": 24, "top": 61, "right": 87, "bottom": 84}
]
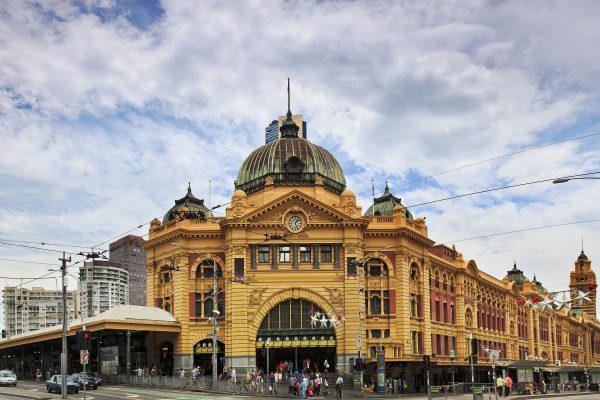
[
  {"left": 434, "top": 271, "right": 440, "bottom": 288},
  {"left": 203, "top": 297, "right": 214, "bottom": 318},
  {"left": 164, "top": 302, "right": 171, "bottom": 313},
  {"left": 196, "top": 259, "right": 223, "bottom": 279},
  {"left": 370, "top": 295, "right": 382, "bottom": 315},
  {"left": 442, "top": 273, "right": 448, "bottom": 291},
  {"left": 450, "top": 276, "right": 455, "bottom": 293}
]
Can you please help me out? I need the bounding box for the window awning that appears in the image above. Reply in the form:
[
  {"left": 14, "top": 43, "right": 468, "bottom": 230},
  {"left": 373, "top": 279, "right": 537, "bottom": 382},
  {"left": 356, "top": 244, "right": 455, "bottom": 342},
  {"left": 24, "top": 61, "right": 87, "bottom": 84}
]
[{"left": 506, "top": 360, "right": 548, "bottom": 368}]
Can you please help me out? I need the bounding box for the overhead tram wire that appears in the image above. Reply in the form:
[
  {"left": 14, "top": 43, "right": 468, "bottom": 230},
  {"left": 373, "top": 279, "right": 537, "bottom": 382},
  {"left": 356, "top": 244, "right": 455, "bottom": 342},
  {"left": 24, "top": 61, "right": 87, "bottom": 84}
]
[
  {"left": 0, "top": 238, "right": 106, "bottom": 251},
  {"left": 0, "top": 257, "right": 58, "bottom": 266},
  {"left": 357, "top": 131, "right": 600, "bottom": 201},
  {"left": 0, "top": 241, "right": 78, "bottom": 255},
  {"left": 404, "top": 171, "right": 600, "bottom": 209},
  {"left": 440, "top": 217, "right": 600, "bottom": 245}
]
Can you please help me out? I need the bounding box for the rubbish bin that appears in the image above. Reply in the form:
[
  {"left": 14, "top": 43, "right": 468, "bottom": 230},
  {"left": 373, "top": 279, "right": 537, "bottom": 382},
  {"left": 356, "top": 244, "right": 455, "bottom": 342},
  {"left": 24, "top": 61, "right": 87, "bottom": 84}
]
[
  {"left": 473, "top": 386, "right": 484, "bottom": 400},
  {"left": 393, "top": 379, "right": 398, "bottom": 394}
]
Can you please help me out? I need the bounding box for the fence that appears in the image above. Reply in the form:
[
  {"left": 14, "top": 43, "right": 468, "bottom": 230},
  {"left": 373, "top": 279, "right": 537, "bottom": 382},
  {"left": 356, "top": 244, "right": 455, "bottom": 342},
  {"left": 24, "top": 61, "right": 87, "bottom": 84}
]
[{"left": 100, "top": 374, "right": 284, "bottom": 395}]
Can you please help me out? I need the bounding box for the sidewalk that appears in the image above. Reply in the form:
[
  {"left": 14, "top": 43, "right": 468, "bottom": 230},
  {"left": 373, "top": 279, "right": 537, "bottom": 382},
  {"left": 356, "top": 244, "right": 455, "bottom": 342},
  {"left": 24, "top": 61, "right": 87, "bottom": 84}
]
[{"left": 0, "top": 386, "right": 52, "bottom": 400}]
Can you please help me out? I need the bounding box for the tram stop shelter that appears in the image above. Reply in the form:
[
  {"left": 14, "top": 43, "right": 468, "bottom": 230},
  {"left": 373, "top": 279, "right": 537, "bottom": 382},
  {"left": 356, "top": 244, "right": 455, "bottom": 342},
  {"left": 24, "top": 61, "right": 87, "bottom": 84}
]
[{"left": 0, "top": 305, "right": 180, "bottom": 379}]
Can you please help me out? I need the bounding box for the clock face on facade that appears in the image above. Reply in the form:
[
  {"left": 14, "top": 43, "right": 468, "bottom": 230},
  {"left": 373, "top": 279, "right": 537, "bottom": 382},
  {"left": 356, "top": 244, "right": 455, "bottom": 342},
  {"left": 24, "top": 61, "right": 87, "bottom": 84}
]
[{"left": 288, "top": 215, "right": 303, "bottom": 231}]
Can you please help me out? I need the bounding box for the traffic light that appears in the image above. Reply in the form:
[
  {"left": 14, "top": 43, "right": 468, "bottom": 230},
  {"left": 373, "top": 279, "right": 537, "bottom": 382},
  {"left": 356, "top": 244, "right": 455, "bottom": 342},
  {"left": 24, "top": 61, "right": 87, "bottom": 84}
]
[
  {"left": 423, "top": 355, "right": 431, "bottom": 370},
  {"left": 77, "top": 330, "right": 91, "bottom": 350},
  {"left": 354, "top": 358, "right": 364, "bottom": 371},
  {"left": 1, "top": 330, "right": 6, "bottom": 338}
]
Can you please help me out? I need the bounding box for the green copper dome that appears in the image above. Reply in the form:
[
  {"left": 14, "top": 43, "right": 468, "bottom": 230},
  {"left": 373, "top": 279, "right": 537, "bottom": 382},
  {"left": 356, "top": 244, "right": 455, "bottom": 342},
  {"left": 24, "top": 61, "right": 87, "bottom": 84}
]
[
  {"left": 163, "top": 184, "right": 212, "bottom": 223},
  {"left": 236, "top": 111, "right": 346, "bottom": 194},
  {"left": 364, "top": 182, "right": 413, "bottom": 219}
]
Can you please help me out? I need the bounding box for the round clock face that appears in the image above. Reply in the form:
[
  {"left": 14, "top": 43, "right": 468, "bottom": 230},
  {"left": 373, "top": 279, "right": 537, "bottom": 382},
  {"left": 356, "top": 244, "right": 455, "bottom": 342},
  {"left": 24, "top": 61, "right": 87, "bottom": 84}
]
[{"left": 288, "top": 216, "right": 303, "bottom": 231}]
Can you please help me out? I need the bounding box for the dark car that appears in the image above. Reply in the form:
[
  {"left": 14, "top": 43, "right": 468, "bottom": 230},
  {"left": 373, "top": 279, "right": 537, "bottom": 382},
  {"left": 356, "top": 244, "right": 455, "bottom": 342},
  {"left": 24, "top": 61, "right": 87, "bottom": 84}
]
[
  {"left": 70, "top": 373, "right": 99, "bottom": 390},
  {"left": 89, "top": 371, "right": 102, "bottom": 386},
  {"left": 46, "top": 375, "right": 79, "bottom": 394}
]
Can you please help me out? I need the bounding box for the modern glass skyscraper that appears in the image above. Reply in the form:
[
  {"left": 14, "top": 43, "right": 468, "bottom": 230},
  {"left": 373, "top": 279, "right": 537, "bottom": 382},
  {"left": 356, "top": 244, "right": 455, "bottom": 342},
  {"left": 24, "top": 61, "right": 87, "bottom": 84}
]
[{"left": 265, "top": 115, "right": 307, "bottom": 143}]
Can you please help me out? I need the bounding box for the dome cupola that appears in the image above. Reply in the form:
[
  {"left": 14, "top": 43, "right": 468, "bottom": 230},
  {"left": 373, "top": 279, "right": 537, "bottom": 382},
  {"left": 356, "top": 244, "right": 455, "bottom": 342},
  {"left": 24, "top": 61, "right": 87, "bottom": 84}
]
[
  {"left": 364, "top": 182, "right": 413, "bottom": 219},
  {"left": 163, "top": 183, "right": 212, "bottom": 223},
  {"left": 235, "top": 80, "right": 346, "bottom": 195}
]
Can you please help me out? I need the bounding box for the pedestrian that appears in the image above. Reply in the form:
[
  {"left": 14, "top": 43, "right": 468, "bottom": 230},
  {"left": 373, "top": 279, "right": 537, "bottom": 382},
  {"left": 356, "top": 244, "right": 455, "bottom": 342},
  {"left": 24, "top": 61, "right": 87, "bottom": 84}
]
[
  {"left": 335, "top": 375, "right": 344, "bottom": 400},
  {"left": 504, "top": 376, "right": 513, "bottom": 397},
  {"left": 231, "top": 367, "right": 237, "bottom": 383},
  {"left": 496, "top": 375, "right": 504, "bottom": 397},
  {"left": 323, "top": 359, "right": 329, "bottom": 372},
  {"left": 300, "top": 375, "right": 307, "bottom": 399},
  {"left": 270, "top": 371, "right": 277, "bottom": 394},
  {"left": 398, "top": 377, "right": 403, "bottom": 393}
]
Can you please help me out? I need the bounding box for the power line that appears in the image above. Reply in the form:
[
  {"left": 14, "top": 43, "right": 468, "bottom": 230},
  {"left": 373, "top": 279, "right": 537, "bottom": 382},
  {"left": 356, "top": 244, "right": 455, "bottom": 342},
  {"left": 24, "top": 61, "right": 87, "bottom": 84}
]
[
  {"left": 0, "top": 241, "right": 78, "bottom": 255},
  {"left": 405, "top": 171, "right": 600, "bottom": 209},
  {"left": 92, "top": 223, "right": 149, "bottom": 248},
  {"left": 0, "top": 238, "right": 103, "bottom": 250},
  {"left": 440, "top": 218, "right": 600, "bottom": 245},
  {"left": 358, "top": 131, "right": 600, "bottom": 200},
  {"left": 0, "top": 257, "right": 58, "bottom": 266}
]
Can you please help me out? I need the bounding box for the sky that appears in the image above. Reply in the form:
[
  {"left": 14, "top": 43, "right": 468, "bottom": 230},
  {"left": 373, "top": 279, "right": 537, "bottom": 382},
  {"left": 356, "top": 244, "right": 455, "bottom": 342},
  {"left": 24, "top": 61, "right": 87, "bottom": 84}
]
[{"left": 1, "top": 0, "right": 600, "bottom": 326}]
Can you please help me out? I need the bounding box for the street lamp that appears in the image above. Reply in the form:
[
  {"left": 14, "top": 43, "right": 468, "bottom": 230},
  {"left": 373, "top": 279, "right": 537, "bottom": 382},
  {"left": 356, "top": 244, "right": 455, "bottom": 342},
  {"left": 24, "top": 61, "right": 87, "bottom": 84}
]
[
  {"left": 170, "top": 242, "right": 219, "bottom": 390},
  {"left": 553, "top": 177, "right": 600, "bottom": 184}
]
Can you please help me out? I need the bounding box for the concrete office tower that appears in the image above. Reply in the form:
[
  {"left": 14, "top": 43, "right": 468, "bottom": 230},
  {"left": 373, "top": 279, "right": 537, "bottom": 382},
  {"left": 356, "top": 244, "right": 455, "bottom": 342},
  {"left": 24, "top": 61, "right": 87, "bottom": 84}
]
[
  {"left": 109, "top": 235, "right": 147, "bottom": 306},
  {"left": 2, "top": 286, "right": 78, "bottom": 337},
  {"left": 79, "top": 260, "right": 129, "bottom": 318},
  {"left": 265, "top": 115, "right": 307, "bottom": 143}
]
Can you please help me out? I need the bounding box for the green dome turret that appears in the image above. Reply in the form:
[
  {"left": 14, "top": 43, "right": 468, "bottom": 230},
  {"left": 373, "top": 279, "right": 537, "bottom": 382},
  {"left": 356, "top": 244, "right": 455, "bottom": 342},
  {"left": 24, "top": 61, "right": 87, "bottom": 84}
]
[
  {"left": 364, "top": 182, "right": 413, "bottom": 219},
  {"left": 163, "top": 184, "right": 212, "bottom": 223},
  {"left": 235, "top": 79, "right": 346, "bottom": 195}
]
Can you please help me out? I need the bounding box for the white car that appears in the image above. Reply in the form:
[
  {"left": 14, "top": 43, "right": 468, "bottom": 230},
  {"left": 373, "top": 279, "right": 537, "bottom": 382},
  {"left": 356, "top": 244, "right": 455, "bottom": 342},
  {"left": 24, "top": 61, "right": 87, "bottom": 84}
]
[{"left": 0, "top": 370, "right": 17, "bottom": 386}]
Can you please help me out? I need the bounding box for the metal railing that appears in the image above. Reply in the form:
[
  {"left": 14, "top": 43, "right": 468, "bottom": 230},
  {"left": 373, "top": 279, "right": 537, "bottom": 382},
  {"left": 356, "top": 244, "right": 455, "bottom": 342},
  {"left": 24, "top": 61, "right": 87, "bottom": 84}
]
[{"left": 100, "top": 374, "right": 279, "bottom": 394}]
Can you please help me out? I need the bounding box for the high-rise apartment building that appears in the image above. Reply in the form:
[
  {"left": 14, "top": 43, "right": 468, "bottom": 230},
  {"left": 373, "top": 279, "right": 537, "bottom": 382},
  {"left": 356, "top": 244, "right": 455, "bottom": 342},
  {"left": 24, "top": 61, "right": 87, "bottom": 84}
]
[
  {"left": 79, "top": 260, "right": 129, "bottom": 318},
  {"left": 265, "top": 114, "right": 307, "bottom": 143},
  {"left": 109, "top": 235, "right": 147, "bottom": 305},
  {"left": 2, "top": 286, "right": 78, "bottom": 337}
]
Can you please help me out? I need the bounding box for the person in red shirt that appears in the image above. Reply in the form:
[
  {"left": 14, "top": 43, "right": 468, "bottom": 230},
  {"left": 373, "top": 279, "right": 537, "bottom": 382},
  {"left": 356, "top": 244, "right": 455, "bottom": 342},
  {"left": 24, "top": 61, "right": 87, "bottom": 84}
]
[{"left": 504, "top": 376, "right": 513, "bottom": 396}]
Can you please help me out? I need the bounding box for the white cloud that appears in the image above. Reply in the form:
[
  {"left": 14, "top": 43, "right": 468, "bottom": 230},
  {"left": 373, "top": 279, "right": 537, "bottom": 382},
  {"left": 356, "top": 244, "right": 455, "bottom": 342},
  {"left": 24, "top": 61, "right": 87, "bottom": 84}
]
[{"left": 1, "top": 0, "right": 600, "bottom": 324}]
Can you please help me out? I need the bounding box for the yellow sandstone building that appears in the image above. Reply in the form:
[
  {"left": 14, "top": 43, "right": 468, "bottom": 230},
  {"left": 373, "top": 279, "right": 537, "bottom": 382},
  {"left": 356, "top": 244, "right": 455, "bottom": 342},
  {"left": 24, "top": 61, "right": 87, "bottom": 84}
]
[{"left": 144, "top": 101, "right": 600, "bottom": 390}]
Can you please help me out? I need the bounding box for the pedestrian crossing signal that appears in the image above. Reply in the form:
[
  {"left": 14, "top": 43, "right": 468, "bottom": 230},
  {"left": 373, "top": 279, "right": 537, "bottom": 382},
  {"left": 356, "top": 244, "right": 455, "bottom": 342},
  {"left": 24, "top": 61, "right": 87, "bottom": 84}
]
[{"left": 77, "top": 330, "right": 91, "bottom": 350}]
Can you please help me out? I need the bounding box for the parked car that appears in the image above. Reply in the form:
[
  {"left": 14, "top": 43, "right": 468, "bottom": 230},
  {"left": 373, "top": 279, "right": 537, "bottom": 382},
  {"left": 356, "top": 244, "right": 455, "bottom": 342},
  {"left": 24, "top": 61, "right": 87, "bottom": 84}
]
[
  {"left": 46, "top": 375, "right": 79, "bottom": 394},
  {"left": 70, "top": 372, "right": 98, "bottom": 390},
  {"left": 0, "top": 370, "right": 17, "bottom": 386},
  {"left": 89, "top": 371, "right": 102, "bottom": 386}
]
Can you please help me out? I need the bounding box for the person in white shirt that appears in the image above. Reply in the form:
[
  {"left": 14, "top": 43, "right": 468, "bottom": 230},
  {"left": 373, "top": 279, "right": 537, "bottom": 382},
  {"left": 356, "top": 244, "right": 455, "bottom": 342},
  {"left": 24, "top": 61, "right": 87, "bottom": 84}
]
[
  {"left": 324, "top": 359, "right": 330, "bottom": 372},
  {"left": 231, "top": 368, "right": 237, "bottom": 383},
  {"left": 336, "top": 375, "right": 344, "bottom": 400}
]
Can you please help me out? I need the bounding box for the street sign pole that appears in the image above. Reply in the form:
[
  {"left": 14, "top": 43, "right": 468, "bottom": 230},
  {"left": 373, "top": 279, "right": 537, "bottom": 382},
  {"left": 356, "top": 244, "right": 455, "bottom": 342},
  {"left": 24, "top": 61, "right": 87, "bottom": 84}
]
[{"left": 80, "top": 350, "right": 89, "bottom": 400}]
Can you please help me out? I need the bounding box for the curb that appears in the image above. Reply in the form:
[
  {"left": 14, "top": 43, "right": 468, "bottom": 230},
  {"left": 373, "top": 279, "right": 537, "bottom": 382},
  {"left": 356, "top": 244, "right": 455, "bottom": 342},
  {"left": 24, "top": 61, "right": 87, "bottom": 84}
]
[{"left": 515, "top": 392, "right": 600, "bottom": 399}]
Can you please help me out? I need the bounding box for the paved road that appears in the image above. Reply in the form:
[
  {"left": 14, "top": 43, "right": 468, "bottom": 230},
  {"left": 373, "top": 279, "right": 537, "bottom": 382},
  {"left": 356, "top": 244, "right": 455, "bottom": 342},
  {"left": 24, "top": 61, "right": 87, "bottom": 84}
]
[
  {"left": 4, "top": 382, "right": 600, "bottom": 400},
  {"left": 0, "top": 381, "right": 243, "bottom": 400}
]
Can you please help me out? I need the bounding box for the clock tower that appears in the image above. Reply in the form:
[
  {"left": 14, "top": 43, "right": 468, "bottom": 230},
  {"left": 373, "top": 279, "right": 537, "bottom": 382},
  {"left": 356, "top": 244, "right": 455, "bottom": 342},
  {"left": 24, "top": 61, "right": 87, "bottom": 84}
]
[{"left": 570, "top": 249, "right": 597, "bottom": 317}]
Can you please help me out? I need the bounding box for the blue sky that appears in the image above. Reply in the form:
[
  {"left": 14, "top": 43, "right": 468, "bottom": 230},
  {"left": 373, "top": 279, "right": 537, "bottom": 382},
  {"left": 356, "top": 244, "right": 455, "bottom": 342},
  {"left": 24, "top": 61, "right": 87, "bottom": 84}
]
[{"left": 1, "top": 0, "right": 600, "bottom": 325}]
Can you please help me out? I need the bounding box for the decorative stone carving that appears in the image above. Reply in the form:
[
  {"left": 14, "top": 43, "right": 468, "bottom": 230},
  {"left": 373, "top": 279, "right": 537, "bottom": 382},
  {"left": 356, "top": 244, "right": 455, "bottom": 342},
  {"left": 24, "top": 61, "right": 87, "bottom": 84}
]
[
  {"left": 334, "top": 274, "right": 345, "bottom": 282},
  {"left": 287, "top": 232, "right": 309, "bottom": 239},
  {"left": 315, "top": 175, "right": 324, "bottom": 185},
  {"left": 232, "top": 246, "right": 245, "bottom": 256},
  {"left": 249, "top": 287, "right": 267, "bottom": 306},
  {"left": 341, "top": 197, "right": 357, "bottom": 217},
  {"left": 150, "top": 218, "right": 161, "bottom": 230},
  {"left": 265, "top": 175, "right": 274, "bottom": 186},
  {"left": 325, "top": 287, "right": 343, "bottom": 306},
  {"left": 245, "top": 274, "right": 257, "bottom": 284},
  {"left": 232, "top": 201, "right": 246, "bottom": 218},
  {"left": 344, "top": 245, "right": 360, "bottom": 256}
]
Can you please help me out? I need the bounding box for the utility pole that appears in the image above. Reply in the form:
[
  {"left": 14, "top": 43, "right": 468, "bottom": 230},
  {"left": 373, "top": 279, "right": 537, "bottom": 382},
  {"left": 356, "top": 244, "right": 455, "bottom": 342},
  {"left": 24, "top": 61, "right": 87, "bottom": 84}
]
[
  {"left": 266, "top": 338, "right": 270, "bottom": 393},
  {"left": 356, "top": 260, "right": 364, "bottom": 396},
  {"left": 212, "top": 261, "right": 218, "bottom": 390},
  {"left": 60, "top": 252, "right": 70, "bottom": 399}
]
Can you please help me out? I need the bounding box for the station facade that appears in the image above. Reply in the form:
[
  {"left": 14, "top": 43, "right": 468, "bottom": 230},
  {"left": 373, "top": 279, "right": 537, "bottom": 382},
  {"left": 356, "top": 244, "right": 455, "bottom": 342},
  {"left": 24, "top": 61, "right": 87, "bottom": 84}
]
[{"left": 143, "top": 103, "right": 600, "bottom": 390}]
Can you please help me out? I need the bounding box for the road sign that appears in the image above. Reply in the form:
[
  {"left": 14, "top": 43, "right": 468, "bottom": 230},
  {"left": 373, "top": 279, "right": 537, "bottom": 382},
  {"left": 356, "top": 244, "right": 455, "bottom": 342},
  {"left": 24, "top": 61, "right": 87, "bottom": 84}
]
[
  {"left": 449, "top": 349, "right": 456, "bottom": 358},
  {"left": 489, "top": 350, "right": 500, "bottom": 363},
  {"left": 80, "top": 350, "right": 89, "bottom": 365},
  {"left": 207, "top": 333, "right": 221, "bottom": 339}
]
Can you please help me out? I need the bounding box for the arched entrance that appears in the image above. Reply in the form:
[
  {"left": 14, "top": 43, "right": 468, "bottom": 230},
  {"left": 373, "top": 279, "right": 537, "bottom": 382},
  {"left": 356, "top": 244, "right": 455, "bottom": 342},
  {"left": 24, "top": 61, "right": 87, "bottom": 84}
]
[
  {"left": 256, "top": 299, "right": 336, "bottom": 374},
  {"left": 193, "top": 339, "right": 224, "bottom": 376}
]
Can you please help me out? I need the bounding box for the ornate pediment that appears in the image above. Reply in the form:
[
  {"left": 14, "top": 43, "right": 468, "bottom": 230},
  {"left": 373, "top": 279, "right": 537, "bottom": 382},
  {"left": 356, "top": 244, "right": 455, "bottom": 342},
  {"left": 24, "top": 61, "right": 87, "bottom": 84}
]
[{"left": 235, "top": 191, "right": 360, "bottom": 227}]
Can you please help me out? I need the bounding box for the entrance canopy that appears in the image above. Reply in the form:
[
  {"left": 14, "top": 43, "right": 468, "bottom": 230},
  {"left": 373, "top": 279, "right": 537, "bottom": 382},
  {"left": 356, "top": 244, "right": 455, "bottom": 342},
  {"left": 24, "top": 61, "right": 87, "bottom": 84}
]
[
  {"left": 256, "top": 299, "right": 335, "bottom": 348},
  {"left": 0, "top": 305, "right": 180, "bottom": 350}
]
